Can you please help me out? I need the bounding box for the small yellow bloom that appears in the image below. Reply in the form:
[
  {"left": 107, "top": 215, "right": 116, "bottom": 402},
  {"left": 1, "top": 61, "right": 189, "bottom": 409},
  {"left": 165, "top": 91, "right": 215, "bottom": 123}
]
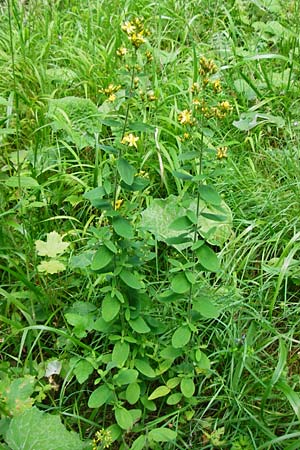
[
  {"left": 108, "top": 93, "right": 116, "bottom": 102},
  {"left": 147, "top": 90, "right": 157, "bottom": 101},
  {"left": 116, "top": 46, "right": 128, "bottom": 57},
  {"left": 134, "top": 77, "right": 140, "bottom": 88},
  {"left": 191, "top": 82, "right": 201, "bottom": 94},
  {"left": 101, "top": 83, "right": 121, "bottom": 97},
  {"left": 199, "top": 57, "right": 218, "bottom": 76},
  {"left": 217, "top": 146, "right": 228, "bottom": 159},
  {"left": 145, "top": 50, "right": 153, "bottom": 62},
  {"left": 114, "top": 199, "right": 124, "bottom": 210},
  {"left": 178, "top": 109, "right": 194, "bottom": 125},
  {"left": 121, "top": 21, "right": 135, "bottom": 35},
  {"left": 218, "top": 100, "right": 232, "bottom": 112},
  {"left": 212, "top": 79, "right": 222, "bottom": 93},
  {"left": 121, "top": 133, "right": 139, "bottom": 148},
  {"left": 129, "top": 32, "right": 145, "bottom": 48}
]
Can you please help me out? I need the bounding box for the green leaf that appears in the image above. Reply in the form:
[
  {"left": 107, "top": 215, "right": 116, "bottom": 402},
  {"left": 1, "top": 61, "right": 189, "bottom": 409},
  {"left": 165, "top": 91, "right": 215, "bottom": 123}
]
[
  {"left": 198, "top": 185, "right": 222, "bottom": 206},
  {"left": 172, "top": 326, "right": 191, "bottom": 348},
  {"left": 180, "top": 378, "right": 195, "bottom": 398},
  {"left": 83, "top": 187, "right": 106, "bottom": 208},
  {"left": 0, "top": 376, "right": 35, "bottom": 416},
  {"left": 126, "top": 382, "right": 141, "bottom": 405},
  {"left": 88, "top": 384, "right": 113, "bottom": 408},
  {"left": 114, "top": 406, "right": 133, "bottom": 430},
  {"left": 120, "top": 270, "right": 144, "bottom": 290},
  {"left": 35, "top": 231, "right": 69, "bottom": 258},
  {"left": 134, "top": 359, "right": 156, "bottom": 378},
  {"left": 113, "top": 369, "right": 138, "bottom": 386},
  {"left": 117, "top": 158, "right": 135, "bottom": 185},
  {"left": 129, "top": 316, "right": 151, "bottom": 334},
  {"left": 166, "top": 393, "right": 182, "bottom": 405},
  {"left": 130, "top": 435, "right": 146, "bottom": 450},
  {"left": 6, "top": 176, "right": 40, "bottom": 189},
  {"left": 73, "top": 360, "right": 94, "bottom": 384},
  {"left": 112, "top": 341, "right": 130, "bottom": 367},
  {"left": 148, "top": 385, "right": 170, "bottom": 401},
  {"left": 102, "top": 294, "right": 120, "bottom": 322},
  {"left": 196, "top": 244, "right": 220, "bottom": 272},
  {"left": 148, "top": 427, "right": 177, "bottom": 443},
  {"left": 169, "top": 215, "right": 193, "bottom": 231},
  {"left": 276, "top": 380, "right": 300, "bottom": 421},
  {"left": 5, "top": 407, "right": 84, "bottom": 450},
  {"left": 193, "top": 297, "right": 220, "bottom": 318},
  {"left": 113, "top": 216, "right": 134, "bottom": 239},
  {"left": 171, "top": 273, "right": 190, "bottom": 294},
  {"left": 91, "top": 246, "right": 113, "bottom": 271}
]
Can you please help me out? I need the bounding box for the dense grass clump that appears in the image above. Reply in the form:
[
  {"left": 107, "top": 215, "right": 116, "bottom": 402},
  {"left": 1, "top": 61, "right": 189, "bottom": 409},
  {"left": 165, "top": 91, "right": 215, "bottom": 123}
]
[{"left": 1, "top": 1, "right": 300, "bottom": 449}]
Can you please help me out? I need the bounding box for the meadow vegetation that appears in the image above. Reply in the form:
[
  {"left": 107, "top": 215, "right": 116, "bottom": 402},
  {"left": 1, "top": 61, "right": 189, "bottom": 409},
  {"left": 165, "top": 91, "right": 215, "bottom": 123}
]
[{"left": 1, "top": 0, "right": 300, "bottom": 448}]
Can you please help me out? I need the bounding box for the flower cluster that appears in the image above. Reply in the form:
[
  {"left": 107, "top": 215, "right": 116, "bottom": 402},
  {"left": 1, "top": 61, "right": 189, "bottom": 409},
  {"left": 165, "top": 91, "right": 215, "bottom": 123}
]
[
  {"left": 199, "top": 56, "right": 218, "bottom": 76},
  {"left": 121, "top": 17, "right": 149, "bottom": 49},
  {"left": 100, "top": 83, "right": 121, "bottom": 102},
  {"left": 217, "top": 146, "right": 228, "bottom": 159},
  {"left": 92, "top": 429, "right": 112, "bottom": 450},
  {"left": 178, "top": 109, "right": 195, "bottom": 126},
  {"left": 116, "top": 46, "right": 128, "bottom": 57},
  {"left": 121, "top": 133, "right": 139, "bottom": 148}
]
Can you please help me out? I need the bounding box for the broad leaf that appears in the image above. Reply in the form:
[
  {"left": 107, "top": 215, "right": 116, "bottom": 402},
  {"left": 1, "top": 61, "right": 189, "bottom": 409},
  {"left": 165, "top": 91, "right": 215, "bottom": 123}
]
[
  {"left": 113, "top": 369, "right": 138, "bottom": 386},
  {"left": 88, "top": 384, "right": 113, "bottom": 408},
  {"left": 0, "top": 376, "right": 35, "bottom": 416},
  {"left": 148, "top": 427, "right": 177, "bottom": 443},
  {"left": 120, "top": 270, "right": 144, "bottom": 290},
  {"left": 198, "top": 185, "right": 222, "bottom": 206},
  {"left": 129, "top": 316, "right": 151, "bottom": 334},
  {"left": 117, "top": 158, "right": 135, "bottom": 185},
  {"left": 5, "top": 407, "right": 84, "bottom": 450},
  {"left": 114, "top": 406, "right": 133, "bottom": 430},
  {"left": 193, "top": 297, "right": 220, "bottom": 318},
  {"left": 196, "top": 244, "right": 220, "bottom": 272},
  {"left": 113, "top": 216, "right": 134, "bottom": 239},
  {"left": 35, "top": 231, "right": 69, "bottom": 258},
  {"left": 126, "top": 382, "right": 140, "bottom": 405},
  {"left": 172, "top": 326, "right": 191, "bottom": 348},
  {"left": 171, "top": 273, "right": 190, "bottom": 294},
  {"left": 134, "top": 359, "right": 156, "bottom": 378},
  {"left": 91, "top": 246, "right": 113, "bottom": 271},
  {"left": 102, "top": 294, "right": 120, "bottom": 322},
  {"left": 112, "top": 341, "right": 130, "bottom": 367},
  {"left": 148, "top": 385, "right": 170, "bottom": 400},
  {"left": 180, "top": 378, "right": 195, "bottom": 398},
  {"left": 130, "top": 435, "right": 146, "bottom": 450},
  {"left": 73, "top": 360, "right": 94, "bottom": 384}
]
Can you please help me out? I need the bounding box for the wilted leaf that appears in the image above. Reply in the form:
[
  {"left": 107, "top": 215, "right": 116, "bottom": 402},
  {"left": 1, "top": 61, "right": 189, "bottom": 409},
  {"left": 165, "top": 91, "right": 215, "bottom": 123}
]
[{"left": 37, "top": 260, "right": 66, "bottom": 274}]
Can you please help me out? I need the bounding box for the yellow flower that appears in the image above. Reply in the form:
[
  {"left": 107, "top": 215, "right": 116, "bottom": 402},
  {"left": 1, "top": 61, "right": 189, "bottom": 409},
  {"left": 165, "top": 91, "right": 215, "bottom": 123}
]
[
  {"left": 116, "top": 46, "right": 128, "bottom": 57},
  {"left": 147, "top": 90, "right": 157, "bottom": 101},
  {"left": 101, "top": 83, "right": 121, "bottom": 97},
  {"left": 199, "top": 57, "right": 218, "bottom": 76},
  {"left": 121, "top": 133, "right": 139, "bottom": 148},
  {"left": 121, "top": 21, "right": 135, "bottom": 35},
  {"left": 191, "top": 82, "right": 201, "bottom": 94},
  {"left": 145, "top": 50, "right": 153, "bottom": 62},
  {"left": 178, "top": 109, "right": 194, "bottom": 125},
  {"left": 129, "top": 32, "right": 145, "bottom": 48},
  {"left": 218, "top": 100, "right": 232, "bottom": 112},
  {"left": 114, "top": 199, "right": 124, "bottom": 210},
  {"left": 108, "top": 93, "right": 116, "bottom": 102},
  {"left": 212, "top": 79, "right": 222, "bottom": 93},
  {"left": 217, "top": 146, "right": 228, "bottom": 159}
]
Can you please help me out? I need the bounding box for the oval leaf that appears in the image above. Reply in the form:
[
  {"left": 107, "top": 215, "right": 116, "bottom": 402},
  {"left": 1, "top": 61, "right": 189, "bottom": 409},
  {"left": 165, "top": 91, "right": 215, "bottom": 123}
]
[
  {"left": 129, "top": 316, "right": 150, "bottom": 334},
  {"left": 117, "top": 158, "right": 135, "bottom": 185},
  {"left": 196, "top": 244, "right": 220, "bottom": 272},
  {"left": 148, "top": 427, "right": 177, "bottom": 443},
  {"left": 171, "top": 273, "right": 190, "bottom": 294},
  {"left": 180, "top": 378, "right": 195, "bottom": 398},
  {"left": 135, "top": 359, "right": 156, "bottom": 378},
  {"left": 113, "top": 368, "right": 138, "bottom": 386},
  {"left": 112, "top": 341, "right": 130, "bottom": 367},
  {"left": 115, "top": 406, "right": 133, "bottom": 430},
  {"left": 199, "top": 185, "right": 222, "bottom": 206},
  {"left": 113, "top": 216, "right": 134, "bottom": 239},
  {"left": 91, "top": 246, "right": 113, "bottom": 271},
  {"left": 120, "top": 270, "right": 143, "bottom": 290},
  {"left": 193, "top": 297, "right": 220, "bottom": 318},
  {"left": 126, "top": 382, "right": 141, "bottom": 405},
  {"left": 102, "top": 294, "right": 120, "bottom": 322},
  {"left": 88, "top": 384, "right": 112, "bottom": 408},
  {"left": 172, "top": 326, "right": 191, "bottom": 348},
  {"left": 148, "top": 385, "right": 170, "bottom": 401}
]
